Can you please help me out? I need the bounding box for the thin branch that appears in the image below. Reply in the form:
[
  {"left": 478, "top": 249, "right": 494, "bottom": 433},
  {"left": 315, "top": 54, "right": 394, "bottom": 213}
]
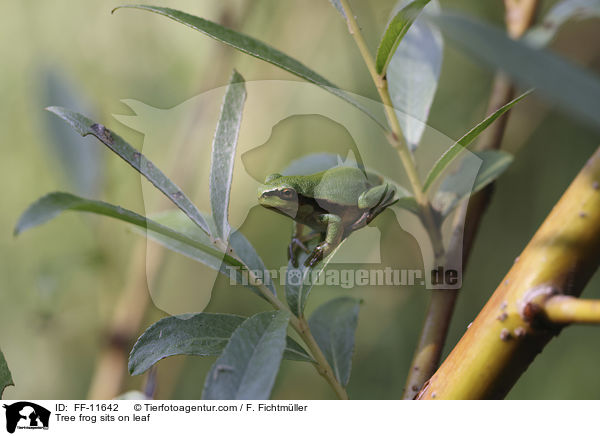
[
  {"left": 402, "top": 0, "right": 539, "bottom": 398},
  {"left": 417, "top": 146, "right": 600, "bottom": 399},
  {"left": 542, "top": 296, "right": 600, "bottom": 325}
]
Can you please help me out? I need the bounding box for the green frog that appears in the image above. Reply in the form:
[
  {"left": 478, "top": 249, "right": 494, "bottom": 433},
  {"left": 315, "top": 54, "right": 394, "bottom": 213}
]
[{"left": 257, "top": 166, "right": 397, "bottom": 267}]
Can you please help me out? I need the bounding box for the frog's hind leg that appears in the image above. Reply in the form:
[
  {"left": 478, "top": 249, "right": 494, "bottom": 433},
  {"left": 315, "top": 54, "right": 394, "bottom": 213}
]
[
  {"left": 288, "top": 223, "right": 321, "bottom": 267},
  {"left": 304, "top": 214, "right": 343, "bottom": 268}
]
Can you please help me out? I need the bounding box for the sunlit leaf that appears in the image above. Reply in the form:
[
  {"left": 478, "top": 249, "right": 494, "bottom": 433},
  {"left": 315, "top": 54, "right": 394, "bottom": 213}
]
[
  {"left": 46, "top": 106, "right": 210, "bottom": 234},
  {"left": 202, "top": 311, "right": 290, "bottom": 400},
  {"left": 525, "top": 0, "right": 600, "bottom": 48},
  {"left": 430, "top": 12, "right": 600, "bottom": 130},
  {"left": 375, "top": 0, "right": 431, "bottom": 76},
  {"left": 210, "top": 70, "right": 246, "bottom": 242},
  {"left": 387, "top": 0, "right": 443, "bottom": 150},
  {"left": 114, "top": 5, "right": 386, "bottom": 130},
  {"left": 423, "top": 90, "right": 531, "bottom": 193},
  {"left": 308, "top": 297, "right": 360, "bottom": 386},
  {"left": 0, "top": 349, "right": 13, "bottom": 398}
]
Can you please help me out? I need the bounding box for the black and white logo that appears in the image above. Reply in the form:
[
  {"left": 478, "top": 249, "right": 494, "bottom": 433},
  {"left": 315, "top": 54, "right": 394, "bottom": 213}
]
[{"left": 3, "top": 402, "right": 50, "bottom": 433}]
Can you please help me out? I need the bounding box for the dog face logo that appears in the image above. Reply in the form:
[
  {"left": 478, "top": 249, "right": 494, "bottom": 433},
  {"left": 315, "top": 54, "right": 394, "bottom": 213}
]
[{"left": 2, "top": 402, "right": 50, "bottom": 433}]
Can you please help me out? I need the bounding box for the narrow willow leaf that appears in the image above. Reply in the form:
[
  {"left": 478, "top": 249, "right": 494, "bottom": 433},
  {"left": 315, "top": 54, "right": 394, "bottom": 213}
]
[
  {"left": 525, "top": 0, "right": 600, "bottom": 48},
  {"left": 147, "top": 209, "right": 276, "bottom": 296},
  {"left": 430, "top": 12, "right": 600, "bottom": 130},
  {"left": 14, "top": 192, "right": 240, "bottom": 265},
  {"left": 114, "top": 5, "right": 386, "bottom": 130},
  {"left": 308, "top": 297, "right": 360, "bottom": 386},
  {"left": 0, "top": 349, "right": 13, "bottom": 398},
  {"left": 375, "top": 0, "right": 431, "bottom": 75},
  {"left": 433, "top": 150, "right": 513, "bottom": 216},
  {"left": 229, "top": 230, "right": 276, "bottom": 295},
  {"left": 202, "top": 311, "right": 290, "bottom": 400},
  {"left": 130, "top": 313, "right": 312, "bottom": 375},
  {"left": 423, "top": 89, "right": 531, "bottom": 193},
  {"left": 46, "top": 106, "right": 210, "bottom": 235},
  {"left": 387, "top": 0, "right": 443, "bottom": 150},
  {"left": 210, "top": 70, "right": 246, "bottom": 242}
]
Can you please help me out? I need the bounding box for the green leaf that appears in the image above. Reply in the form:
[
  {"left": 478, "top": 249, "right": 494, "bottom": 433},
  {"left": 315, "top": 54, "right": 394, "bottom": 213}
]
[
  {"left": 283, "top": 337, "right": 314, "bottom": 363},
  {"left": 430, "top": 12, "right": 600, "bottom": 130},
  {"left": 210, "top": 70, "right": 246, "bottom": 242},
  {"left": 130, "top": 313, "right": 312, "bottom": 376},
  {"left": 308, "top": 297, "right": 360, "bottom": 386},
  {"left": 375, "top": 0, "right": 431, "bottom": 75},
  {"left": 14, "top": 193, "right": 246, "bottom": 279},
  {"left": 525, "top": 0, "right": 600, "bottom": 48},
  {"left": 328, "top": 0, "right": 347, "bottom": 20},
  {"left": 387, "top": 0, "right": 443, "bottom": 151},
  {"left": 433, "top": 150, "right": 513, "bottom": 216},
  {"left": 145, "top": 209, "right": 275, "bottom": 297},
  {"left": 129, "top": 313, "right": 246, "bottom": 375},
  {"left": 114, "top": 5, "right": 386, "bottom": 131},
  {"left": 284, "top": 239, "right": 344, "bottom": 317},
  {"left": 0, "top": 349, "right": 13, "bottom": 398},
  {"left": 46, "top": 106, "right": 210, "bottom": 235},
  {"left": 202, "top": 311, "right": 290, "bottom": 400},
  {"left": 229, "top": 231, "right": 277, "bottom": 295},
  {"left": 423, "top": 89, "right": 531, "bottom": 193}
]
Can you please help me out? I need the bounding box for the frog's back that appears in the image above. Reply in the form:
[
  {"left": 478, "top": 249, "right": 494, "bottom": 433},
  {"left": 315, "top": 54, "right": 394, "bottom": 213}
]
[{"left": 312, "top": 166, "right": 369, "bottom": 206}]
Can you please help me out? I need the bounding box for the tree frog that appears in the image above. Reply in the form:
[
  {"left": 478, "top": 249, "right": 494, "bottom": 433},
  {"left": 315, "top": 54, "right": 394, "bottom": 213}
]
[{"left": 257, "top": 166, "right": 397, "bottom": 268}]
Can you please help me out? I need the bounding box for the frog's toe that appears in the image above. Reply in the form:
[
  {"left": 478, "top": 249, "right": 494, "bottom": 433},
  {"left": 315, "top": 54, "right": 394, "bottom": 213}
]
[
  {"left": 288, "top": 238, "right": 310, "bottom": 268},
  {"left": 304, "top": 242, "right": 329, "bottom": 268}
]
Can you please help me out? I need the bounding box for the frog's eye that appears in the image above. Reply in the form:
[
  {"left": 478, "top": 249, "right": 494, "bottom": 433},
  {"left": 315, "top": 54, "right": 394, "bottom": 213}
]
[{"left": 280, "top": 188, "right": 294, "bottom": 200}]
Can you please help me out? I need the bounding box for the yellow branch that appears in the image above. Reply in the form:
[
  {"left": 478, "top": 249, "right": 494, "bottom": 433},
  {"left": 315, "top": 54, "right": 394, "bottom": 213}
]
[
  {"left": 417, "top": 146, "right": 600, "bottom": 400},
  {"left": 542, "top": 296, "right": 600, "bottom": 324}
]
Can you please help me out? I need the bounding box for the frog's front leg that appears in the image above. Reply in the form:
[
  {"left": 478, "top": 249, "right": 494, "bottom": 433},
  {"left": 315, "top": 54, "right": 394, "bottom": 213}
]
[{"left": 304, "top": 214, "right": 343, "bottom": 268}]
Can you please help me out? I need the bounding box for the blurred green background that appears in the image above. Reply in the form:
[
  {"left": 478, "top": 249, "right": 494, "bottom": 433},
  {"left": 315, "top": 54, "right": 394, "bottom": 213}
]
[{"left": 1, "top": 0, "right": 599, "bottom": 400}]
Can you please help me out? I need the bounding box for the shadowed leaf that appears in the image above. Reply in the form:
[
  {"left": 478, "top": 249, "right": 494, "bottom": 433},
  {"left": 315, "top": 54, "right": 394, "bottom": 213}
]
[
  {"left": 129, "top": 313, "right": 312, "bottom": 375},
  {"left": 525, "top": 0, "right": 600, "bottom": 48},
  {"left": 430, "top": 11, "right": 600, "bottom": 130},
  {"left": 202, "top": 311, "right": 290, "bottom": 400},
  {"left": 308, "top": 297, "right": 360, "bottom": 386},
  {"left": 0, "top": 349, "right": 13, "bottom": 398}
]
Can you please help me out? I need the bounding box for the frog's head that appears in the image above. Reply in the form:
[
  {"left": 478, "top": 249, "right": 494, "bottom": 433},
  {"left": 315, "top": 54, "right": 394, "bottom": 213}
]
[{"left": 257, "top": 173, "right": 299, "bottom": 218}]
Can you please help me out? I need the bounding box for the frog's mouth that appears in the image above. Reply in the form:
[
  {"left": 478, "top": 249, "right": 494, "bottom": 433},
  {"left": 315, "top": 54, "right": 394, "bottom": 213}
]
[{"left": 258, "top": 192, "right": 299, "bottom": 218}]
